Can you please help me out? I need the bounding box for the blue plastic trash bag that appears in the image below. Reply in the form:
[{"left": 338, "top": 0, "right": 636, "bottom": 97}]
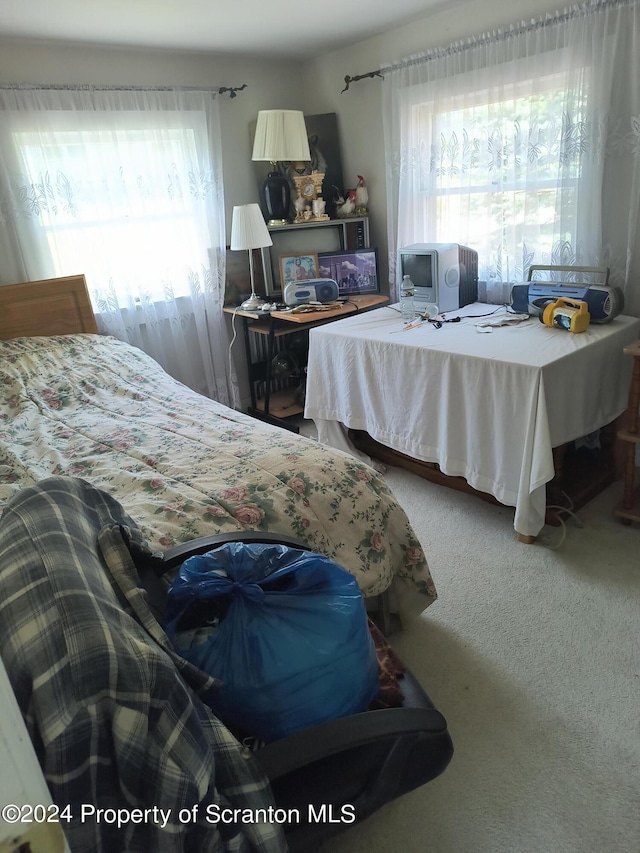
[{"left": 164, "top": 542, "right": 380, "bottom": 742}]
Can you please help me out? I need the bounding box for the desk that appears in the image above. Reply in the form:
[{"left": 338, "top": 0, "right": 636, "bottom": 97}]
[
  {"left": 304, "top": 303, "right": 640, "bottom": 538},
  {"left": 224, "top": 295, "right": 388, "bottom": 430}
]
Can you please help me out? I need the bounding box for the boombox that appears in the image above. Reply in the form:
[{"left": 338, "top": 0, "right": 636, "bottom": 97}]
[
  {"left": 284, "top": 278, "right": 339, "bottom": 307},
  {"left": 510, "top": 264, "right": 624, "bottom": 323}
]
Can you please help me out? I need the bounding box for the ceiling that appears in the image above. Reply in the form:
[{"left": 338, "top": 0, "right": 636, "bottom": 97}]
[{"left": 0, "top": 0, "right": 444, "bottom": 59}]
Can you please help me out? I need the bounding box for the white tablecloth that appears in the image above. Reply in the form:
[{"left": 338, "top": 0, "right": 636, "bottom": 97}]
[{"left": 304, "top": 303, "right": 640, "bottom": 536}]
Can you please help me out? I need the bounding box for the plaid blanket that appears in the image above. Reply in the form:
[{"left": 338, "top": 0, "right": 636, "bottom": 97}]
[{"left": 0, "top": 477, "right": 287, "bottom": 853}]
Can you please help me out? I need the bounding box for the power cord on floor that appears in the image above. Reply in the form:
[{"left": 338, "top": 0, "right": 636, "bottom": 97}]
[
  {"left": 539, "top": 491, "right": 584, "bottom": 550},
  {"left": 228, "top": 306, "right": 241, "bottom": 411}
]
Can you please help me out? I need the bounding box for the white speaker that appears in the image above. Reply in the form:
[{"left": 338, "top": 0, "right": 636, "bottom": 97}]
[{"left": 284, "top": 278, "right": 339, "bottom": 306}]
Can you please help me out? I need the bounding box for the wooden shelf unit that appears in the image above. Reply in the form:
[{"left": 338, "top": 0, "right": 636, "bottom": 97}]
[
  {"left": 261, "top": 216, "right": 369, "bottom": 296},
  {"left": 254, "top": 389, "right": 304, "bottom": 419},
  {"left": 615, "top": 339, "right": 640, "bottom": 525},
  {"left": 224, "top": 294, "right": 388, "bottom": 432}
]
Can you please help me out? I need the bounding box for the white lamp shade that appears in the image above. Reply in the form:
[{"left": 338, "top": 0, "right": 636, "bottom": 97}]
[
  {"left": 251, "top": 110, "right": 311, "bottom": 162},
  {"left": 230, "top": 203, "right": 273, "bottom": 250}
]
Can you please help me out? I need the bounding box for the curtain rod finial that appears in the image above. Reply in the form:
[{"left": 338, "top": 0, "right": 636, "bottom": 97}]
[
  {"left": 341, "top": 75, "right": 353, "bottom": 94},
  {"left": 340, "top": 70, "right": 384, "bottom": 94},
  {"left": 218, "top": 84, "right": 248, "bottom": 99}
]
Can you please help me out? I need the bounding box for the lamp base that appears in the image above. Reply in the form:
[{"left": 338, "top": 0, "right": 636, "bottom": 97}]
[
  {"left": 263, "top": 171, "right": 291, "bottom": 224},
  {"left": 241, "top": 293, "right": 266, "bottom": 311}
]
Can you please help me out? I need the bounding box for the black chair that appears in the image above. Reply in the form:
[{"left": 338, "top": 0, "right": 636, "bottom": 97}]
[{"left": 139, "top": 532, "right": 454, "bottom": 852}]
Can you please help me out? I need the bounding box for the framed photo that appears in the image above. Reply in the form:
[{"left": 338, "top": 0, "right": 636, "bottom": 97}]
[
  {"left": 318, "top": 248, "right": 380, "bottom": 296},
  {"left": 279, "top": 253, "right": 319, "bottom": 287}
]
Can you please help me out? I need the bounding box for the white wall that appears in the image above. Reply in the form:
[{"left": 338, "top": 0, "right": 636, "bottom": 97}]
[{"left": 0, "top": 38, "right": 307, "bottom": 241}]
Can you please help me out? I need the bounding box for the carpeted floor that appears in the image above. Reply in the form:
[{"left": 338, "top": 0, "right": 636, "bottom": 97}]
[{"left": 322, "top": 467, "right": 640, "bottom": 853}]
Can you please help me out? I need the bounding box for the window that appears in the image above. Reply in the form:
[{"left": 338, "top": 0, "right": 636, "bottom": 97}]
[
  {"left": 385, "top": 27, "right": 612, "bottom": 293},
  {"left": 416, "top": 70, "right": 586, "bottom": 280},
  {"left": 0, "top": 88, "right": 232, "bottom": 403},
  {"left": 12, "top": 114, "right": 215, "bottom": 303},
  {"left": 410, "top": 65, "right": 590, "bottom": 280}
]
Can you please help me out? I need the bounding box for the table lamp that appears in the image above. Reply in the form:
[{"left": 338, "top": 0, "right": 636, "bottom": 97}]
[
  {"left": 251, "top": 110, "right": 311, "bottom": 225},
  {"left": 230, "top": 203, "right": 273, "bottom": 310}
]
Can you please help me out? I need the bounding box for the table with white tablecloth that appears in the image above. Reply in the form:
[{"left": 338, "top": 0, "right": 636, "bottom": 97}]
[{"left": 304, "top": 303, "right": 640, "bottom": 538}]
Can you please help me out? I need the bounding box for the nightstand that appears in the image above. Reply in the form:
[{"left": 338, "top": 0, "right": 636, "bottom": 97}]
[{"left": 224, "top": 295, "right": 388, "bottom": 432}]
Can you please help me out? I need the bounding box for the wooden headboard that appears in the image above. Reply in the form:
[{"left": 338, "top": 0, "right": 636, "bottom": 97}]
[{"left": 0, "top": 275, "right": 98, "bottom": 339}]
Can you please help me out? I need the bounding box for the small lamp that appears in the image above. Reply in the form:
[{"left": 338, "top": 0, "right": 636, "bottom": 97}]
[
  {"left": 252, "top": 110, "right": 311, "bottom": 225},
  {"left": 230, "top": 203, "right": 273, "bottom": 311}
]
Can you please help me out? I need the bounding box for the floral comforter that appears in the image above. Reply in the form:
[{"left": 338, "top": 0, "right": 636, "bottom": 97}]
[{"left": 0, "top": 334, "right": 436, "bottom": 619}]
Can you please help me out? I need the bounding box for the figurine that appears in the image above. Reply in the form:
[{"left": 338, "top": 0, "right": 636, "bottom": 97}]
[
  {"left": 294, "top": 196, "right": 308, "bottom": 217},
  {"left": 336, "top": 190, "right": 356, "bottom": 218},
  {"left": 355, "top": 175, "right": 368, "bottom": 214}
]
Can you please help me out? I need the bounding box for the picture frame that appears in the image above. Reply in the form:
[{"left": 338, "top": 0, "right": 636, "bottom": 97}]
[
  {"left": 279, "top": 253, "right": 319, "bottom": 287},
  {"left": 318, "top": 248, "right": 380, "bottom": 296}
]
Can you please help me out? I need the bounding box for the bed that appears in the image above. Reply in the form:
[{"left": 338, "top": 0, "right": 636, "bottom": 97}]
[{"left": 0, "top": 275, "right": 436, "bottom": 622}]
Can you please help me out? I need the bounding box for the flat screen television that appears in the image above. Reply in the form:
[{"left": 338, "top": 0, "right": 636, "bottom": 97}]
[{"left": 318, "top": 248, "right": 380, "bottom": 297}]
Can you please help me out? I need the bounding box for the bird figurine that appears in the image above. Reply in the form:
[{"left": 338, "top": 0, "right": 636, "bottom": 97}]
[
  {"left": 294, "top": 195, "right": 309, "bottom": 221},
  {"left": 355, "top": 175, "right": 368, "bottom": 213},
  {"left": 336, "top": 189, "right": 356, "bottom": 218}
]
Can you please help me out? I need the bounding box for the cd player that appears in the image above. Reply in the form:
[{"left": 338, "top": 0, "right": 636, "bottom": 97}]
[
  {"left": 284, "top": 279, "right": 339, "bottom": 306},
  {"left": 510, "top": 264, "right": 624, "bottom": 323}
]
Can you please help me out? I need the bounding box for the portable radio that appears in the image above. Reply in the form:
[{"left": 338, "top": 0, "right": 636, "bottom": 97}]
[
  {"left": 540, "top": 297, "right": 590, "bottom": 333},
  {"left": 284, "top": 279, "right": 339, "bottom": 306},
  {"left": 510, "top": 264, "right": 624, "bottom": 323}
]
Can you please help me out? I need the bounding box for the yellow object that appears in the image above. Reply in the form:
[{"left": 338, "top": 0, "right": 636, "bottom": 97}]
[{"left": 541, "top": 297, "right": 590, "bottom": 333}]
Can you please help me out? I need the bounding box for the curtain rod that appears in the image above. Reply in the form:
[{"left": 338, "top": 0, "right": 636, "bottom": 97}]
[
  {"left": 0, "top": 83, "right": 248, "bottom": 98},
  {"left": 340, "top": 0, "right": 637, "bottom": 91}
]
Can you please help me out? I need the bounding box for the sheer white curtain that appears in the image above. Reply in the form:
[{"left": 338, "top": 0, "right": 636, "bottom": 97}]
[
  {"left": 382, "top": 0, "right": 640, "bottom": 314},
  {"left": 0, "top": 87, "right": 238, "bottom": 405}
]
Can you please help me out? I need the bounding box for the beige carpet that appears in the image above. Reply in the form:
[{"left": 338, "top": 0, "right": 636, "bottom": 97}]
[{"left": 322, "top": 468, "right": 640, "bottom": 853}]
